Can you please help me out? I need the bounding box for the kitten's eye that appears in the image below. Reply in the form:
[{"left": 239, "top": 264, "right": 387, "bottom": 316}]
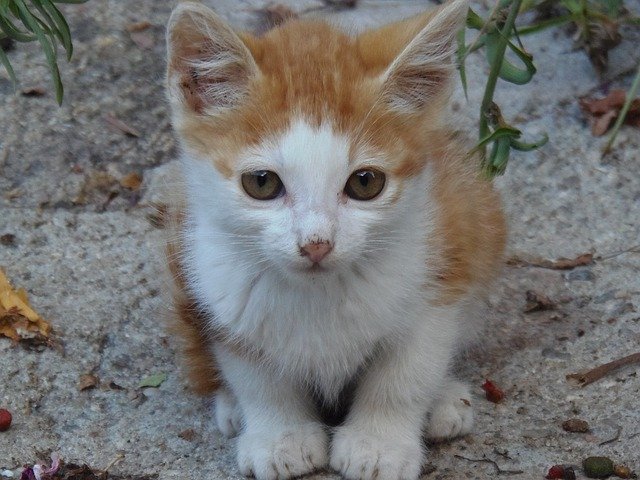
[
  {"left": 344, "top": 169, "right": 386, "bottom": 201},
  {"left": 241, "top": 170, "right": 284, "bottom": 200}
]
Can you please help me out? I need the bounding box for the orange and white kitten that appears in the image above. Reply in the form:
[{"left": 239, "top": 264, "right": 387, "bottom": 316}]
[{"left": 165, "top": 1, "right": 506, "bottom": 479}]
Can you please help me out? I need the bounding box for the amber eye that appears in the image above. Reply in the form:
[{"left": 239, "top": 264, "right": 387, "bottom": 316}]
[
  {"left": 241, "top": 170, "right": 284, "bottom": 200},
  {"left": 344, "top": 169, "right": 386, "bottom": 201}
]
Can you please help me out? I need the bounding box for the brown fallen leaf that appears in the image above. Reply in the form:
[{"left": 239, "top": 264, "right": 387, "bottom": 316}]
[
  {"left": 178, "top": 428, "right": 197, "bottom": 441},
  {"left": 0, "top": 233, "right": 16, "bottom": 246},
  {"left": 78, "top": 374, "right": 100, "bottom": 391},
  {"left": 21, "top": 86, "right": 46, "bottom": 97},
  {"left": 129, "top": 31, "right": 154, "bottom": 50},
  {"left": 126, "top": 20, "right": 152, "bottom": 32},
  {"left": 0, "top": 268, "right": 51, "bottom": 344},
  {"left": 120, "top": 172, "right": 143, "bottom": 191},
  {"left": 507, "top": 252, "right": 594, "bottom": 270},
  {"left": 104, "top": 112, "right": 141, "bottom": 138},
  {"left": 579, "top": 89, "right": 640, "bottom": 136},
  {"left": 524, "top": 290, "right": 556, "bottom": 313}
]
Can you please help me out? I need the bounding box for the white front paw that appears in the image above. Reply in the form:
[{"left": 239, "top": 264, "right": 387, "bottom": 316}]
[
  {"left": 425, "top": 398, "right": 473, "bottom": 440},
  {"left": 425, "top": 380, "right": 474, "bottom": 440},
  {"left": 330, "top": 426, "right": 424, "bottom": 480},
  {"left": 214, "top": 389, "right": 242, "bottom": 437},
  {"left": 237, "top": 422, "right": 329, "bottom": 480}
]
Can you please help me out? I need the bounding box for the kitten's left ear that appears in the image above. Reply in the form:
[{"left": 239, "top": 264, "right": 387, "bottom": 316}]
[{"left": 378, "top": 0, "right": 468, "bottom": 113}]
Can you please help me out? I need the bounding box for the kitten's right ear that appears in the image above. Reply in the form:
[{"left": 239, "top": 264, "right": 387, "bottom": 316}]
[{"left": 166, "top": 2, "right": 259, "bottom": 116}]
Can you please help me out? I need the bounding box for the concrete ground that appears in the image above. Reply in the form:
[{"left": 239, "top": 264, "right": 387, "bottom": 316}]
[{"left": 1, "top": 0, "right": 639, "bottom": 479}]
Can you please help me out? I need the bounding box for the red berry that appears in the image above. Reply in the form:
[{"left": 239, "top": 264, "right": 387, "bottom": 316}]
[
  {"left": 481, "top": 379, "right": 505, "bottom": 403},
  {"left": 0, "top": 409, "right": 12, "bottom": 431},
  {"left": 546, "top": 465, "right": 565, "bottom": 479}
]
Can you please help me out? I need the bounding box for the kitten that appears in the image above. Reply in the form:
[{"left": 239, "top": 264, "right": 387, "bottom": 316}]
[{"left": 165, "top": 1, "right": 506, "bottom": 479}]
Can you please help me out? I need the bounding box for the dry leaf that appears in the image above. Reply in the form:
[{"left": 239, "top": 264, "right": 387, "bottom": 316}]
[
  {"left": 129, "top": 31, "right": 154, "bottom": 50},
  {"left": 0, "top": 234, "right": 16, "bottom": 246},
  {"left": 524, "top": 290, "right": 556, "bottom": 313},
  {"left": 78, "top": 374, "right": 99, "bottom": 391},
  {"left": 104, "top": 113, "right": 141, "bottom": 138},
  {"left": 126, "top": 21, "right": 152, "bottom": 33},
  {"left": 579, "top": 90, "right": 640, "bottom": 136},
  {"left": 178, "top": 428, "right": 196, "bottom": 441},
  {"left": 583, "top": 19, "right": 621, "bottom": 73},
  {"left": 21, "top": 86, "right": 46, "bottom": 97},
  {"left": 0, "top": 268, "right": 51, "bottom": 343},
  {"left": 120, "top": 172, "right": 143, "bottom": 191}
]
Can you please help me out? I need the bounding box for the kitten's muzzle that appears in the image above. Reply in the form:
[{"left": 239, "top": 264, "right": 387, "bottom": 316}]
[{"left": 299, "top": 241, "right": 333, "bottom": 264}]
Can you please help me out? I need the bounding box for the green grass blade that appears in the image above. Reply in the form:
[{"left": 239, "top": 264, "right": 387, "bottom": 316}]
[
  {"left": 603, "top": 61, "right": 640, "bottom": 155},
  {"left": 14, "top": 0, "right": 64, "bottom": 103},
  {"left": 456, "top": 27, "right": 468, "bottom": 100},
  {"left": 0, "top": 43, "right": 17, "bottom": 85},
  {"left": 0, "top": 7, "right": 36, "bottom": 41},
  {"left": 518, "top": 14, "right": 574, "bottom": 36},
  {"left": 40, "top": 0, "right": 73, "bottom": 59}
]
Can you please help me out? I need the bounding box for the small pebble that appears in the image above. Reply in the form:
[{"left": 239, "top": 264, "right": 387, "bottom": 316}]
[
  {"left": 613, "top": 464, "right": 633, "bottom": 479},
  {"left": 566, "top": 268, "right": 595, "bottom": 282},
  {"left": 562, "top": 418, "right": 590, "bottom": 433}
]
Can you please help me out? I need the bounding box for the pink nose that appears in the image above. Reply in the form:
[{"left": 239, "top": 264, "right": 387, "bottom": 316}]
[{"left": 300, "top": 241, "right": 333, "bottom": 263}]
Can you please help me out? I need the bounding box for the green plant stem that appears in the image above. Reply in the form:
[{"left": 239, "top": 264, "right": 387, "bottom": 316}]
[
  {"left": 603, "top": 61, "right": 640, "bottom": 155},
  {"left": 479, "top": 0, "right": 523, "bottom": 158}
]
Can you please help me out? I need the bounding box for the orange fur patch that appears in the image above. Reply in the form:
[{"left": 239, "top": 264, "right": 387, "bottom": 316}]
[
  {"left": 166, "top": 211, "right": 221, "bottom": 396},
  {"left": 170, "top": 11, "right": 455, "bottom": 179}
]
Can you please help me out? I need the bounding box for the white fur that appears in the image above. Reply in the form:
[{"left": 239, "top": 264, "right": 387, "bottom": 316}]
[
  {"left": 180, "top": 119, "right": 470, "bottom": 480},
  {"left": 214, "top": 388, "right": 242, "bottom": 438}
]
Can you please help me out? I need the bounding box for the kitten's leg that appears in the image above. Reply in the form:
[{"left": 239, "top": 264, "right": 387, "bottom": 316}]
[
  {"left": 424, "top": 378, "right": 473, "bottom": 441},
  {"left": 214, "top": 387, "right": 242, "bottom": 438},
  {"left": 330, "top": 307, "right": 459, "bottom": 480},
  {"left": 216, "top": 345, "right": 329, "bottom": 480}
]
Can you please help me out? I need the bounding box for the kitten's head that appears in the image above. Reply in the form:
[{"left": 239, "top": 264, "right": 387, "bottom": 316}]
[{"left": 166, "top": 0, "right": 467, "bottom": 277}]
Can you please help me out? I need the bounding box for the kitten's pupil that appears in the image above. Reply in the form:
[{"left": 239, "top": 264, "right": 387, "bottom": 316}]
[
  {"left": 257, "top": 172, "right": 267, "bottom": 188},
  {"left": 358, "top": 172, "right": 371, "bottom": 187},
  {"left": 344, "top": 169, "right": 386, "bottom": 201}
]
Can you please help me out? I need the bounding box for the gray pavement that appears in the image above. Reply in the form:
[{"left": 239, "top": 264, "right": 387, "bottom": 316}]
[{"left": 1, "top": 1, "right": 639, "bottom": 479}]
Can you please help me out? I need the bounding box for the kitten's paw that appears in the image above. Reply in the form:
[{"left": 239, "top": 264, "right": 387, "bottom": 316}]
[
  {"left": 214, "top": 389, "right": 242, "bottom": 437},
  {"left": 330, "top": 426, "right": 423, "bottom": 480},
  {"left": 425, "top": 380, "right": 473, "bottom": 440},
  {"left": 237, "top": 422, "right": 329, "bottom": 480}
]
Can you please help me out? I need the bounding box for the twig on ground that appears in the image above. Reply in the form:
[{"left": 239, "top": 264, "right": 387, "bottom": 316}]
[
  {"left": 507, "top": 253, "right": 593, "bottom": 270},
  {"left": 599, "top": 426, "right": 623, "bottom": 446},
  {"left": 454, "top": 454, "right": 524, "bottom": 475},
  {"left": 102, "top": 452, "right": 125, "bottom": 473},
  {"left": 596, "top": 245, "right": 640, "bottom": 261},
  {"left": 567, "top": 352, "right": 640, "bottom": 387}
]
